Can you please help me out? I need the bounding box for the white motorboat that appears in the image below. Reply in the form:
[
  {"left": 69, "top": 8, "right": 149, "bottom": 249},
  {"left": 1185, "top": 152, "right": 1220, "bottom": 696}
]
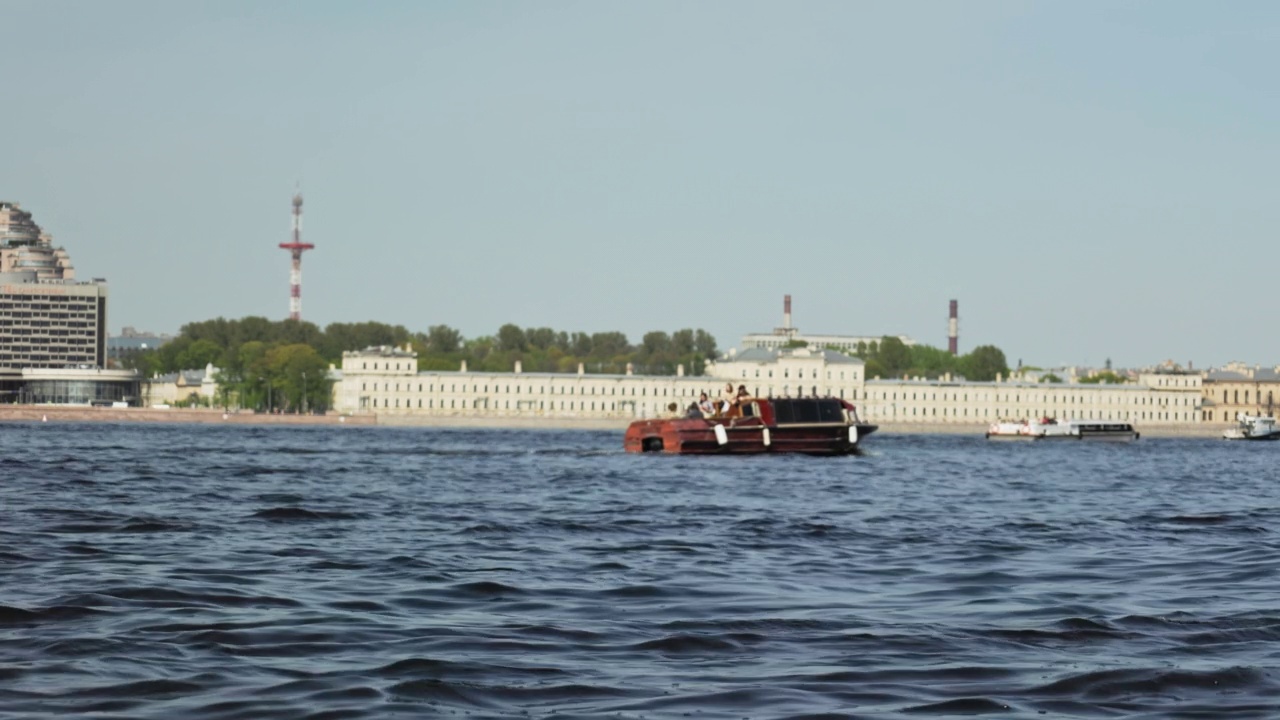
[
  {"left": 985, "top": 420, "right": 1039, "bottom": 439},
  {"left": 987, "top": 417, "right": 1139, "bottom": 442},
  {"left": 1223, "top": 413, "right": 1280, "bottom": 441}
]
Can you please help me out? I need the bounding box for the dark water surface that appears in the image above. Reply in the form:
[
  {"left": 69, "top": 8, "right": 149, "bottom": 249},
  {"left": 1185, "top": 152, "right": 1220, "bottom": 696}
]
[{"left": 2, "top": 424, "right": 1278, "bottom": 719}]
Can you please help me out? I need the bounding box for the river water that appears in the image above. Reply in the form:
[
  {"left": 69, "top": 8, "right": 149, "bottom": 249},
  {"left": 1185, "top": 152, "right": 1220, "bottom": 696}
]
[{"left": 2, "top": 424, "right": 1277, "bottom": 719}]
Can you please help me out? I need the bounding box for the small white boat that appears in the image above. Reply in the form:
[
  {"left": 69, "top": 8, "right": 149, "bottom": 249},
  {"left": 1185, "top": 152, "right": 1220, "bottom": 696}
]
[
  {"left": 985, "top": 420, "right": 1040, "bottom": 439},
  {"left": 987, "top": 417, "right": 1139, "bottom": 442},
  {"left": 1223, "top": 413, "right": 1280, "bottom": 441}
]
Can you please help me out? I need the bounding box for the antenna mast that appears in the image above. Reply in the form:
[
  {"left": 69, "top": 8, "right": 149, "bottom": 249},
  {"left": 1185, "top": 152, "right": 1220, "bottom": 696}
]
[{"left": 278, "top": 191, "right": 314, "bottom": 321}]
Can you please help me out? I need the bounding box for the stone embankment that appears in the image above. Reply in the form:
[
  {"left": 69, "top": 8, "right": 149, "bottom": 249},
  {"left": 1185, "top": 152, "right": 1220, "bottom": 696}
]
[
  {"left": 0, "top": 406, "right": 1227, "bottom": 437},
  {"left": 0, "top": 405, "right": 374, "bottom": 426}
]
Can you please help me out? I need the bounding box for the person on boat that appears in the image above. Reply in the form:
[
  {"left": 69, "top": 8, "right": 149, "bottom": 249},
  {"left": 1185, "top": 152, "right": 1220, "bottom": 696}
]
[
  {"left": 719, "top": 383, "right": 736, "bottom": 416},
  {"left": 697, "top": 392, "right": 716, "bottom": 417}
]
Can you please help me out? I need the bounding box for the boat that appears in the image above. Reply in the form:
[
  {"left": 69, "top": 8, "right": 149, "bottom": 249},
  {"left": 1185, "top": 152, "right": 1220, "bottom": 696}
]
[
  {"left": 624, "top": 396, "right": 877, "bottom": 455},
  {"left": 985, "top": 419, "right": 1041, "bottom": 440},
  {"left": 1223, "top": 413, "right": 1280, "bottom": 441},
  {"left": 986, "top": 417, "right": 1139, "bottom": 442}
]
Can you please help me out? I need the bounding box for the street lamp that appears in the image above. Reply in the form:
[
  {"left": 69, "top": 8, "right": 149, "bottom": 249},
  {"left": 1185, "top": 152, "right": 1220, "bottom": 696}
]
[
  {"left": 301, "top": 371, "right": 307, "bottom": 415},
  {"left": 258, "top": 377, "right": 271, "bottom": 413}
]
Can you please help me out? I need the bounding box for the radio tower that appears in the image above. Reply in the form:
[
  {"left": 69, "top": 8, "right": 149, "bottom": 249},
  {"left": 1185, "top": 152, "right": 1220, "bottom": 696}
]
[{"left": 278, "top": 192, "right": 314, "bottom": 321}]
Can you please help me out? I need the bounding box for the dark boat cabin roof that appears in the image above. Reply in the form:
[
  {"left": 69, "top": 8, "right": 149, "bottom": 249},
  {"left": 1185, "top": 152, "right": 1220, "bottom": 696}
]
[{"left": 770, "top": 397, "right": 847, "bottom": 425}]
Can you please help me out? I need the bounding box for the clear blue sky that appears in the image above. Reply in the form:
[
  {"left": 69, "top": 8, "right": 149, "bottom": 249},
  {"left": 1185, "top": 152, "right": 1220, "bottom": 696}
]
[{"left": 7, "top": 0, "right": 1278, "bottom": 368}]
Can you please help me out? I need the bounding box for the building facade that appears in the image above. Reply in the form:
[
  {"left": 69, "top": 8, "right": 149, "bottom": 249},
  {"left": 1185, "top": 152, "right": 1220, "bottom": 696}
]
[
  {"left": 332, "top": 345, "right": 1204, "bottom": 427},
  {"left": 1201, "top": 364, "right": 1280, "bottom": 423},
  {"left": 859, "top": 372, "right": 1202, "bottom": 424},
  {"left": 0, "top": 201, "right": 133, "bottom": 404}
]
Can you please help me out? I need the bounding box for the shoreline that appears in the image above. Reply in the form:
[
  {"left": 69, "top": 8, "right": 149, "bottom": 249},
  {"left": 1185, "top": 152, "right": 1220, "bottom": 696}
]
[{"left": 0, "top": 406, "right": 1232, "bottom": 437}]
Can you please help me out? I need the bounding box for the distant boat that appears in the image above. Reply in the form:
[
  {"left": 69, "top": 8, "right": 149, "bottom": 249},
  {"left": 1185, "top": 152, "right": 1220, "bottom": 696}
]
[
  {"left": 625, "top": 397, "right": 876, "bottom": 455},
  {"left": 987, "top": 417, "right": 1139, "bottom": 442},
  {"left": 1223, "top": 413, "right": 1280, "bottom": 441}
]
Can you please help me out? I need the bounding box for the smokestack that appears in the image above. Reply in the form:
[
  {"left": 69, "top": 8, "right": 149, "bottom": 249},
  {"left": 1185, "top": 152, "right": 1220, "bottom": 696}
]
[
  {"left": 948, "top": 299, "right": 958, "bottom": 355},
  {"left": 784, "top": 294, "right": 792, "bottom": 330}
]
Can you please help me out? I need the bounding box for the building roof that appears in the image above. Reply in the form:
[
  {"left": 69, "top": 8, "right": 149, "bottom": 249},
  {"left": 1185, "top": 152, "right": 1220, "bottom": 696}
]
[
  {"left": 1206, "top": 368, "right": 1280, "bottom": 382},
  {"left": 345, "top": 345, "right": 416, "bottom": 358},
  {"left": 727, "top": 347, "right": 864, "bottom": 365}
]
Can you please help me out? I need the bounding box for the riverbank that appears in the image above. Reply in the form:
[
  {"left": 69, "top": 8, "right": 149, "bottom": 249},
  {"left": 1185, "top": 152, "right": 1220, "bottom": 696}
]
[
  {"left": 0, "top": 406, "right": 1229, "bottom": 437},
  {"left": 0, "top": 405, "right": 374, "bottom": 426}
]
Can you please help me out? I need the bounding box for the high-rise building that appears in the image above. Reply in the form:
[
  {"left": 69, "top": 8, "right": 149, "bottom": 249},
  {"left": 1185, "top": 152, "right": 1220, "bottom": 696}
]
[
  {"left": 0, "top": 202, "right": 107, "bottom": 369},
  {"left": 0, "top": 202, "right": 136, "bottom": 404}
]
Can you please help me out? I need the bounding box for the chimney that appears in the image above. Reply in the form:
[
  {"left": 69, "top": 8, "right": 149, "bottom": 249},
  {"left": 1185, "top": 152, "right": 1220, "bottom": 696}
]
[
  {"left": 677, "top": 364, "right": 684, "bottom": 377},
  {"left": 784, "top": 294, "right": 792, "bottom": 330},
  {"left": 460, "top": 360, "right": 467, "bottom": 372},
  {"left": 514, "top": 360, "right": 522, "bottom": 374},
  {"left": 577, "top": 363, "right": 585, "bottom": 376},
  {"left": 948, "top": 299, "right": 958, "bottom": 355},
  {"left": 625, "top": 362, "right": 633, "bottom": 376}
]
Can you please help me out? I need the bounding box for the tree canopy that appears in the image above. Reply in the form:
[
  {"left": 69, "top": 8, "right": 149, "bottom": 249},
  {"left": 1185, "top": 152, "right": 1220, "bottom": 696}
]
[
  {"left": 1078, "top": 371, "right": 1128, "bottom": 385},
  {"left": 852, "top": 336, "right": 1010, "bottom": 382},
  {"left": 118, "top": 317, "right": 722, "bottom": 411}
]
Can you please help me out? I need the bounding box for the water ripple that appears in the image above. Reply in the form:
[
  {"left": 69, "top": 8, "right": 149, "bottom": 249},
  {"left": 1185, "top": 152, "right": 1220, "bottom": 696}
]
[{"left": 0, "top": 427, "right": 1277, "bottom": 718}]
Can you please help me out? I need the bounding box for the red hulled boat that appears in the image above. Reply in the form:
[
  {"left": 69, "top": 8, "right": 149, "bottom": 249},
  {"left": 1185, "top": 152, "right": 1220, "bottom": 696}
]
[{"left": 624, "top": 397, "right": 877, "bottom": 455}]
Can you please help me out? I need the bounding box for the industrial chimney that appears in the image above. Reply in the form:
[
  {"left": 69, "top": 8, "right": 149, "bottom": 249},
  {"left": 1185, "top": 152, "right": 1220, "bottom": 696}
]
[{"left": 948, "top": 299, "right": 959, "bottom": 355}]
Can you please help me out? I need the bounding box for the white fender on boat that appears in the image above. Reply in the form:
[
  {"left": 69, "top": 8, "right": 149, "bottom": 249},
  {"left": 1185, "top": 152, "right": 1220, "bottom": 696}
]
[
  {"left": 41, "top": 415, "right": 47, "bottom": 423},
  {"left": 849, "top": 425, "right": 858, "bottom": 443},
  {"left": 713, "top": 423, "right": 728, "bottom": 446},
  {"left": 762, "top": 427, "right": 771, "bottom": 447}
]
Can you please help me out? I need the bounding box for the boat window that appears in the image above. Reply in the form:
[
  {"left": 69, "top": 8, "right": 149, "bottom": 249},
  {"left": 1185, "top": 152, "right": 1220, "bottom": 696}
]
[
  {"left": 817, "top": 400, "right": 843, "bottom": 423},
  {"left": 795, "top": 400, "right": 820, "bottom": 423},
  {"left": 774, "top": 400, "right": 795, "bottom": 424}
]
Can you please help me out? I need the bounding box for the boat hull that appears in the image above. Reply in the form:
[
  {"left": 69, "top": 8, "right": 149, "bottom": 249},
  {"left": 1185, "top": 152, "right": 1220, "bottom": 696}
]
[
  {"left": 1224, "top": 431, "right": 1280, "bottom": 441},
  {"left": 987, "top": 420, "right": 1139, "bottom": 442},
  {"left": 624, "top": 417, "right": 878, "bottom": 455},
  {"left": 1223, "top": 415, "right": 1280, "bottom": 440}
]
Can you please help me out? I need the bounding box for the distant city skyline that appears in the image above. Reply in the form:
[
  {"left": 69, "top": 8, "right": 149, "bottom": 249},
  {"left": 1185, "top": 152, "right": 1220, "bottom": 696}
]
[{"left": 7, "top": 1, "right": 1279, "bottom": 368}]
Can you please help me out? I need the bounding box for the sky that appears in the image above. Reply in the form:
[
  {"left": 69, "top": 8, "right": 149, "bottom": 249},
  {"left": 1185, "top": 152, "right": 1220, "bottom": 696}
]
[{"left": 5, "top": 0, "right": 1278, "bottom": 369}]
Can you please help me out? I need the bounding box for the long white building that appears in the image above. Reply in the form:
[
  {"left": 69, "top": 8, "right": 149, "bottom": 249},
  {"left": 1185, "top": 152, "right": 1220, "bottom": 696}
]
[{"left": 333, "top": 345, "right": 1202, "bottom": 426}]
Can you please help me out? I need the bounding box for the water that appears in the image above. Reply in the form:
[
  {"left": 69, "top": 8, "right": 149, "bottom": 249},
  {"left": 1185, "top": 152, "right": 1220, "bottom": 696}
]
[{"left": 2, "top": 424, "right": 1278, "bottom": 719}]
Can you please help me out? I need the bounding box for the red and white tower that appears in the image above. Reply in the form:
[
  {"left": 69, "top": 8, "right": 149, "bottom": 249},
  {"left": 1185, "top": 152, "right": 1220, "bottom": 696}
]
[{"left": 278, "top": 192, "right": 314, "bottom": 321}]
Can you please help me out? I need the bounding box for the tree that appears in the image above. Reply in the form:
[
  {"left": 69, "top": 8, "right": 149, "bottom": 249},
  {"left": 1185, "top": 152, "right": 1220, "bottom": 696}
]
[
  {"left": 907, "top": 345, "right": 959, "bottom": 378},
  {"left": 964, "top": 345, "right": 1009, "bottom": 382},
  {"left": 876, "top": 336, "right": 912, "bottom": 376},
  {"left": 671, "top": 329, "right": 695, "bottom": 356},
  {"left": 864, "top": 358, "right": 888, "bottom": 379},
  {"left": 426, "top": 325, "right": 462, "bottom": 353},
  {"left": 641, "top": 331, "right": 671, "bottom": 356},
  {"left": 178, "top": 339, "right": 223, "bottom": 371},
  {"left": 321, "top": 321, "right": 410, "bottom": 359},
  {"left": 1041, "top": 373, "right": 1063, "bottom": 383},
  {"left": 496, "top": 324, "right": 527, "bottom": 352},
  {"left": 694, "top": 329, "right": 718, "bottom": 360},
  {"left": 590, "top": 332, "right": 629, "bottom": 359},
  {"left": 1079, "top": 371, "right": 1127, "bottom": 385},
  {"left": 526, "top": 327, "right": 557, "bottom": 351},
  {"left": 265, "top": 344, "right": 331, "bottom": 413}
]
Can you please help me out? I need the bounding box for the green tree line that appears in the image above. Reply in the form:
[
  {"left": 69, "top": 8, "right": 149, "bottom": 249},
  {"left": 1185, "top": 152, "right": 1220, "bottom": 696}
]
[
  {"left": 118, "top": 317, "right": 721, "bottom": 411},
  {"left": 842, "top": 336, "right": 1010, "bottom": 382}
]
